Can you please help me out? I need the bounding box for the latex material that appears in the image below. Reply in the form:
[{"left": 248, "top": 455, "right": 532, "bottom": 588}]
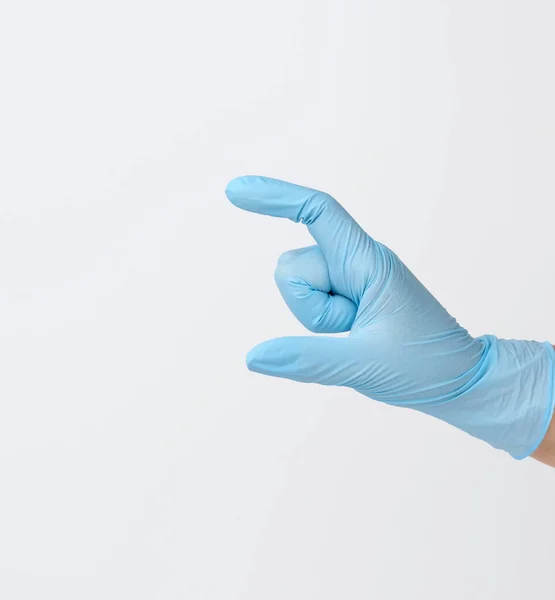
[{"left": 226, "top": 175, "right": 555, "bottom": 459}]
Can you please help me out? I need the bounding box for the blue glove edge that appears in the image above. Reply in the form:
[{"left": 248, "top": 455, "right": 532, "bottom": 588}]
[{"left": 511, "top": 341, "right": 555, "bottom": 460}]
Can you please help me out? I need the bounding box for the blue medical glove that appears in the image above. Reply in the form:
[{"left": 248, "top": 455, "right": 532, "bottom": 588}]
[{"left": 226, "top": 175, "right": 555, "bottom": 459}]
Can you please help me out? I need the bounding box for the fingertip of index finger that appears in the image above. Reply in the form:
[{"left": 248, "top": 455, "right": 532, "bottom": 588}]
[
  {"left": 225, "top": 175, "right": 267, "bottom": 207},
  {"left": 225, "top": 175, "right": 309, "bottom": 218}
]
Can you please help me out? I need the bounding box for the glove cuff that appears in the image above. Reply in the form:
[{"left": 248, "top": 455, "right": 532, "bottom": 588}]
[{"left": 415, "top": 336, "right": 555, "bottom": 459}]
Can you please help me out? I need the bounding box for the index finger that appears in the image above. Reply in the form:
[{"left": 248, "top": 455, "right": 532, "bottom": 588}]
[{"left": 225, "top": 175, "right": 372, "bottom": 271}]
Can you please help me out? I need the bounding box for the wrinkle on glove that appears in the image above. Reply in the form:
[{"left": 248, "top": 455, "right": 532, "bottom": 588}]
[{"left": 227, "top": 175, "right": 555, "bottom": 459}]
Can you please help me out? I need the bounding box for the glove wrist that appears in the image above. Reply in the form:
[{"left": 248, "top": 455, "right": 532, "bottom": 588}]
[{"left": 416, "top": 336, "right": 555, "bottom": 459}]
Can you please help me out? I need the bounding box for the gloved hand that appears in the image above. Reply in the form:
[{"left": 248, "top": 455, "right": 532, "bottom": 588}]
[{"left": 226, "top": 175, "right": 555, "bottom": 459}]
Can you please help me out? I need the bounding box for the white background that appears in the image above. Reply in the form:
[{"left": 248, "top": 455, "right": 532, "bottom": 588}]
[{"left": 1, "top": 1, "right": 555, "bottom": 598}]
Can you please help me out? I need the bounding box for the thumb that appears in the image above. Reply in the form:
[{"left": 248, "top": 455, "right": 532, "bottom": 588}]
[{"left": 246, "top": 336, "right": 360, "bottom": 387}]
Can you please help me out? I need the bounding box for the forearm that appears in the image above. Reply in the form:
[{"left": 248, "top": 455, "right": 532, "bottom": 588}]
[
  {"left": 530, "top": 346, "right": 555, "bottom": 466},
  {"left": 532, "top": 415, "right": 555, "bottom": 466}
]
